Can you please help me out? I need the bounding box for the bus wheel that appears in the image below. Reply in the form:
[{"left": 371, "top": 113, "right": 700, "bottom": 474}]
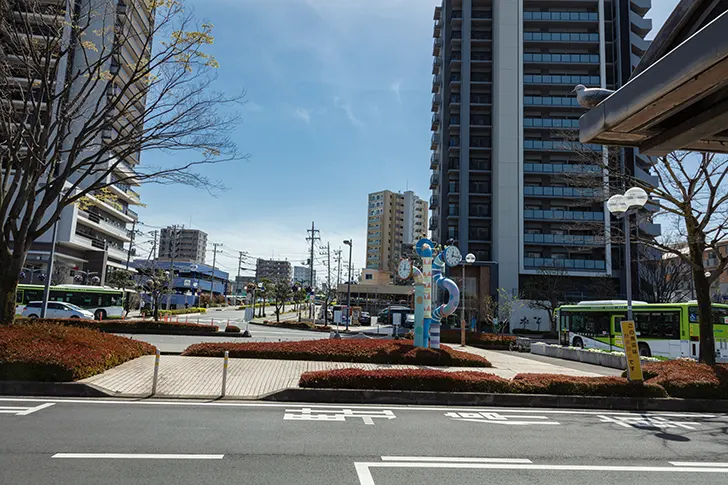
[
  {"left": 638, "top": 343, "right": 652, "bottom": 358},
  {"left": 572, "top": 337, "right": 584, "bottom": 349},
  {"left": 94, "top": 310, "right": 106, "bottom": 321},
  {"left": 28, "top": 314, "right": 39, "bottom": 319}
]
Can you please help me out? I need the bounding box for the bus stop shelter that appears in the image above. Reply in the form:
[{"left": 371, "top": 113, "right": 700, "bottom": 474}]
[{"left": 579, "top": 0, "right": 728, "bottom": 155}]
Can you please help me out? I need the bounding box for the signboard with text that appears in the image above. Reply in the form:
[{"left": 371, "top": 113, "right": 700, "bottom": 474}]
[{"left": 620, "top": 320, "right": 643, "bottom": 382}]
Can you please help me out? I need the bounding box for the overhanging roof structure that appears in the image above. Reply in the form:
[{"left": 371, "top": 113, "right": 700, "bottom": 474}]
[{"left": 580, "top": 0, "right": 728, "bottom": 156}]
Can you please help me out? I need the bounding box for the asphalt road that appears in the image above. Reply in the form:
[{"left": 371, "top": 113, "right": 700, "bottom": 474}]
[{"left": 1, "top": 397, "right": 727, "bottom": 484}]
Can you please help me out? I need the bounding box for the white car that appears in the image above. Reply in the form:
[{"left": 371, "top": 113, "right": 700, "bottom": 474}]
[{"left": 21, "top": 301, "right": 95, "bottom": 320}]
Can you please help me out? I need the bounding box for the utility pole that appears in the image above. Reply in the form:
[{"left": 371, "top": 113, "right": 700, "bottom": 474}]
[
  {"left": 125, "top": 219, "right": 137, "bottom": 270},
  {"left": 306, "top": 221, "right": 320, "bottom": 318},
  {"left": 236, "top": 251, "right": 248, "bottom": 305},
  {"left": 209, "top": 243, "right": 222, "bottom": 307},
  {"left": 166, "top": 225, "right": 179, "bottom": 310},
  {"left": 319, "top": 242, "right": 332, "bottom": 324},
  {"left": 334, "top": 248, "right": 342, "bottom": 288}
]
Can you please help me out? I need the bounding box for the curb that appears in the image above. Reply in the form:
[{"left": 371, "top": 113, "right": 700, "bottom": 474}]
[
  {"left": 107, "top": 329, "right": 249, "bottom": 338},
  {"left": 0, "top": 381, "right": 114, "bottom": 398},
  {"left": 263, "top": 388, "right": 728, "bottom": 413}
]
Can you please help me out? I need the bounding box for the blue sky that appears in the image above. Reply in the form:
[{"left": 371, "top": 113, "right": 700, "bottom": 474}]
[{"left": 136, "top": 0, "right": 680, "bottom": 279}]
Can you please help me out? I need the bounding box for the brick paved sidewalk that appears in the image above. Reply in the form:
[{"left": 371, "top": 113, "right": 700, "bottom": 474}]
[{"left": 82, "top": 350, "right": 603, "bottom": 399}]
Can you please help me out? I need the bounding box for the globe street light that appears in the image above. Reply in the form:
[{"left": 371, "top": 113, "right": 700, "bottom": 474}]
[
  {"left": 460, "top": 253, "right": 476, "bottom": 347},
  {"left": 607, "top": 187, "right": 648, "bottom": 320}
]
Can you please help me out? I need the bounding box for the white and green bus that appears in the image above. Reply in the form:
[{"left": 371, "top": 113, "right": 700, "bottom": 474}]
[
  {"left": 556, "top": 300, "right": 728, "bottom": 361},
  {"left": 15, "top": 284, "right": 125, "bottom": 320}
]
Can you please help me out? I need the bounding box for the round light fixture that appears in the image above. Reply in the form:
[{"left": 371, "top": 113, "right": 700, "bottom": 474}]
[
  {"left": 624, "top": 187, "right": 649, "bottom": 208},
  {"left": 607, "top": 194, "right": 628, "bottom": 214},
  {"left": 465, "top": 253, "right": 476, "bottom": 264}
]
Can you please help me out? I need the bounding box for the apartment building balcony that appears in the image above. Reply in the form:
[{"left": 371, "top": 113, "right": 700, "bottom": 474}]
[
  {"left": 523, "top": 32, "right": 599, "bottom": 44},
  {"left": 524, "top": 74, "right": 601, "bottom": 86},
  {"left": 72, "top": 230, "right": 129, "bottom": 262},
  {"left": 524, "top": 53, "right": 600, "bottom": 66},
  {"left": 523, "top": 118, "right": 580, "bottom": 129},
  {"left": 524, "top": 209, "right": 605, "bottom": 222},
  {"left": 84, "top": 192, "right": 135, "bottom": 223},
  {"left": 431, "top": 113, "right": 440, "bottom": 131},
  {"left": 524, "top": 96, "right": 581, "bottom": 108},
  {"left": 434, "top": 18, "right": 441, "bottom": 38},
  {"left": 523, "top": 140, "right": 604, "bottom": 152},
  {"left": 107, "top": 181, "right": 141, "bottom": 205},
  {"left": 524, "top": 162, "right": 601, "bottom": 174},
  {"left": 431, "top": 133, "right": 440, "bottom": 150},
  {"left": 471, "top": 53, "right": 492, "bottom": 64},
  {"left": 430, "top": 152, "right": 439, "bottom": 169},
  {"left": 430, "top": 194, "right": 439, "bottom": 209},
  {"left": 524, "top": 186, "right": 599, "bottom": 198},
  {"left": 638, "top": 222, "right": 662, "bottom": 237},
  {"left": 470, "top": 94, "right": 491, "bottom": 105},
  {"left": 433, "top": 37, "right": 442, "bottom": 56},
  {"left": 432, "top": 56, "right": 441, "bottom": 74},
  {"left": 524, "top": 257, "right": 606, "bottom": 271},
  {"left": 523, "top": 11, "right": 599, "bottom": 23},
  {"left": 430, "top": 173, "right": 440, "bottom": 189},
  {"left": 432, "top": 93, "right": 441, "bottom": 112},
  {"left": 429, "top": 216, "right": 438, "bottom": 230},
  {"left": 524, "top": 233, "right": 600, "bottom": 246},
  {"left": 468, "top": 229, "right": 491, "bottom": 242},
  {"left": 77, "top": 210, "right": 132, "bottom": 242},
  {"left": 432, "top": 74, "right": 441, "bottom": 93}
]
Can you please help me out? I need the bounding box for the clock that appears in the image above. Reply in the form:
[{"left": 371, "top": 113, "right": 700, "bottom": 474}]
[
  {"left": 443, "top": 246, "right": 463, "bottom": 267},
  {"left": 397, "top": 259, "right": 413, "bottom": 280}
]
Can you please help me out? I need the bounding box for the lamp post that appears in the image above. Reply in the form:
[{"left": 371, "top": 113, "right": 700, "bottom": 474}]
[
  {"left": 461, "top": 253, "right": 476, "bottom": 346},
  {"left": 607, "top": 187, "right": 649, "bottom": 320},
  {"left": 343, "top": 239, "right": 353, "bottom": 331}
]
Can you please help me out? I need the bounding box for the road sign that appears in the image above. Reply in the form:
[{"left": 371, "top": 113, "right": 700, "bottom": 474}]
[{"left": 620, "top": 320, "right": 643, "bottom": 382}]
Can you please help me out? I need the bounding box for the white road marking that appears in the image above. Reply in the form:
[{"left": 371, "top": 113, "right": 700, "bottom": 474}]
[
  {"left": 598, "top": 415, "right": 700, "bottom": 430},
  {"left": 52, "top": 453, "right": 224, "bottom": 460},
  {"left": 671, "top": 462, "right": 728, "bottom": 468},
  {"left": 284, "top": 408, "right": 396, "bottom": 425},
  {"left": 354, "top": 461, "right": 728, "bottom": 484},
  {"left": 0, "top": 402, "right": 54, "bottom": 416},
  {"left": 453, "top": 418, "right": 561, "bottom": 426},
  {"left": 0, "top": 397, "right": 721, "bottom": 419},
  {"left": 446, "top": 411, "right": 561, "bottom": 426},
  {"left": 381, "top": 457, "right": 533, "bottom": 463}
]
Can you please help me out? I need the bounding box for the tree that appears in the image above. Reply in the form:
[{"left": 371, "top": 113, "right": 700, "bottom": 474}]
[
  {"left": 106, "top": 268, "right": 135, "bottom": 315},
  {"left": 271, "top": 280, "right": 292, "bottom": 323},
  {"left": 637, "top": 248, "right": 692, "bottom": 303},
  {"left": 478, "top": 289, "right": 524, "bottom": 334},
  {"left": 135, "top": 266, "right": 171, "bottom": 321},
  {"left": 0, "top": 0, "right": 246, "bottom": 324},
  {"left": 50, "top": 263, "right": 71, "bottom": 286},
  {"left": 257, "top": 279, "right": 272, "bottom": 317},
  {"left": 521, "top": 268, "right": 574, "bottom": 335}
]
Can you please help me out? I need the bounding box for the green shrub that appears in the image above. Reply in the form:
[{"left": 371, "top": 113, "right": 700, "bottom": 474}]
[
  {"left": 0, "top": 323, "right": 156, "bottom": 382},
  {"left": 183, "top": 339, "right": 491, "bottom": 367},
  {"left": 158, "top": 307, "right": 207, "bottom": 316}
]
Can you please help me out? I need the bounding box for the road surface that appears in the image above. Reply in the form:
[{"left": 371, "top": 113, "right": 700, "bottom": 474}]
[{"left": 0, "top": 397, "right": 726, "bottom": 484}]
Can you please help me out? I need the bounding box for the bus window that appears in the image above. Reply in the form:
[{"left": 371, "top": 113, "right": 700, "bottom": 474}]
[
  {"left": 16, "top": 291, "right": 23, "bottom": 303},
  {"left": 634, "top": 312, "right": 680, "bottom": 339},
  {"left": 568, "top": 312, "right": 610, "bottom": 337},
  {"left": 688, "top": 306, "right": 728, "bottom": 326}
]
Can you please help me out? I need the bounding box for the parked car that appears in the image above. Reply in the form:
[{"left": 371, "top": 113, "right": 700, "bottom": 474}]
[
  {"left": 379, "top": 305, "right": 412, "bottom": 326},
  {"left": 21, "top": 301, "right": 95, "bottom": 320},
  {"left": 403, "top": 313, "right": 415, "bottom": 328},
  {"left": 359, "top": 311, "right": 371, "bottom": 326}
]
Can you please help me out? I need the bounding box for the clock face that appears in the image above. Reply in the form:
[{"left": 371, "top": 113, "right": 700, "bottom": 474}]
[
  {"left": 444, "top": 246, "right": 463, "bottom": 267},
  {"left": 397, "top": 259, "right": 413, "bottom": 280}
]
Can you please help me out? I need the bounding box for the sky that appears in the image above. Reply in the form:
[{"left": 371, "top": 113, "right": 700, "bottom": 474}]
[{"left": 135, "top": 0, "right": 681, "bottom": 281}]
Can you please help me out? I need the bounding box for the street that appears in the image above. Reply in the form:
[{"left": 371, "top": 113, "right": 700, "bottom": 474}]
[{"left": 1, "top": 397, "right": 727, "bottom": 484}]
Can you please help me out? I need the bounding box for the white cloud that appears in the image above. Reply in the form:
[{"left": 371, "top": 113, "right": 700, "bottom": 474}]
[
  {"left": 295, "top": 107, "right": 312, "bottom": 124},
  {"left": 390, "top": 80, "right": 402, "bottom": 105},
  {"left": 333, "top": 97, "right": 364, "bottom": 128},
  {"left": 245, "top": 100, "right": 264, "bottom": 112}
]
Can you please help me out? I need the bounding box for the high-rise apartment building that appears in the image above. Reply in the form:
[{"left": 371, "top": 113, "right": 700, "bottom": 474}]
[
  {"left": 293, "top": 266, "right": 316, "bottom": 286},
  {"left": 367, "top": 190, "right": 429, "bottom": 273},
  {"left": 158, "top": 227, "right": 208, "bottom": 264},
  {"left": 429, "top": 0, "right": 654, "bottom": 303},
  {"left": 256, "top": 259, "right": 292, "bottom": 283},
  {"left": 7, "top": 0, "right": 150, "bottom": 284}
]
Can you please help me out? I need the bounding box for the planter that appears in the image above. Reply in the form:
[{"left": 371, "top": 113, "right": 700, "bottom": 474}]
[{"left": 532, "top": 344, "right": 646, "bottom": 369}]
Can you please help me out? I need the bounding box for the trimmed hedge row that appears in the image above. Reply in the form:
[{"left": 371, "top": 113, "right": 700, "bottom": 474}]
[
  {"left": 0, "top": 323, "right": 156, "bottom": 382},
  {"left": 182, "top": 339, "right": 491, "bottom": 367},
  {"left": 299, "top": 369, "right": 667, "bottom": 398},
  {"left": 439, "top": 330, "right": 517, "bottom": 349},
  {"left": 634, "top": 360, "right": 728, "bottom": 399},
  {"left": 158, "top": 307, "right": 207, "bottom": 317},
  {"left": 13, "top": 317, "right": 218, "bottom": 334},
  {"left": 259, "top": 320, "right": 331, "bottom": 332}
]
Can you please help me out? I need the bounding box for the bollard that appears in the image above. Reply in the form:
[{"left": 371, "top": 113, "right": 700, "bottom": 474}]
[
  {"left": 151, "top": 350, "right": 160, "bottom": 396},
  {"left": 185, "top": 315, "right": 188, "bottom": 323},
  {"left": 221, "top": 351, "right": 229, "bottom": 398}
]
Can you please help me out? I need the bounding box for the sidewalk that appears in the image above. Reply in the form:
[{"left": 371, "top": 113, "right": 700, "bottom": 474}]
[{"left": 82, "top": 350, "right": 605, "bottom": 399}]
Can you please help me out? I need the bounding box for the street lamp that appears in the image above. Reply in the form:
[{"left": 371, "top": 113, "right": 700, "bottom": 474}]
[
  {"left": 460, "top": 253, "right": 476, "bottom": 346},
  {"left": 607, "top": 187, "right": 649, "bottom": 320},
  {"left": 343, "top": 239, "right": 353, "bottom": 331}
]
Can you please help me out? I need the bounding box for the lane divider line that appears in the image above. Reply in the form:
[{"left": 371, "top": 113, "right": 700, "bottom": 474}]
[
  {"left": 380, "top": 457, "right": 533, "bottom": 463},
  {"left": 670, "top": 462, "right": 728, "bottom": 468},
  {"left": 52, "top": 454, "right": 224, "bottom": 460}
]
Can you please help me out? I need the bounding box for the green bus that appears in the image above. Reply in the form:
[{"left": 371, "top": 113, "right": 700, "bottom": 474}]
[
  {"left": 556, "top": 300, "right": 728, "bottom": 361},
  {"left": 15, "top": 284, "right": 125, "bottom": 320}
]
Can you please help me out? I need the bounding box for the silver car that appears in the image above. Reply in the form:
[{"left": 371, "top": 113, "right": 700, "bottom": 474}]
[{"left": 21, "top": 301, "right": 95, "bottom": 320}]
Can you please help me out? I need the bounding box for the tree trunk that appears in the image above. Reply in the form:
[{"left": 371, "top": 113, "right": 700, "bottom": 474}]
[
  {"left": 0, "top": 251, "right": 25, "bottom": 325},
  {"left": 694, "top": 271, "right": 716, "bottom": 365}
]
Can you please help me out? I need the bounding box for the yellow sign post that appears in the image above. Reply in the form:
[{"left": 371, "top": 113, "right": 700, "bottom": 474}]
[{"left": 620, "top": 320, "right": 643, "bottom": 382}]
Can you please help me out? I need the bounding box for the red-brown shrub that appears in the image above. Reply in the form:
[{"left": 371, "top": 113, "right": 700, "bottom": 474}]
[
  {"left": 182, "top": 339, "right": 491, "bottom": 367},
  {"left": 439, "top": 330, "right": 517, "bottom": 349},
  {"left": 14, "top": 317, "right": 218, "bottom": 334},
  {"left": 260, "top": 320, "right": 331, "bottom": 332},
  {"left": 224, "top": 325, "right": 241, "bottom": 333},
  {"left": 300, "top": 368, "right": 510, "bottom": 392},
  {"left": 640, "top": 360, "right": 728, "bottom": 399},
  {"left": 0, "top": 323, "right": 156, "bottom": 382},
  {"left": 512, "top": 373, "right": 667, "bottom": 398}
]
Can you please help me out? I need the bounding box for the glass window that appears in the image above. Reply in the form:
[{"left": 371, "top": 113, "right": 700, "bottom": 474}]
[{"left": 634, "top": 312, "right": 680, "bottom": 338}]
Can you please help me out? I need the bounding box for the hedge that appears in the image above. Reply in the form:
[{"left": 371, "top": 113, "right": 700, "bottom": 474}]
[
  {"left": 299, "top": 368, "right": 668, "bottom": 397},
  {"left": 0, "top": 323, "right": 156, "bottom": 382},
  {"left": 158, "top": 307, "right": 207, "bottom": 317},
  {"left": 182, "top": 339, "right": 491, "bottom": 367},
  {"left": 300, "top": 369, "right": 509, "bottom": 392},
  {"left": 259, "top": 320, "right": 331, "bottom": 332},
  {"left": 13, "top": 317, "right": 218, "bottom": 334},
  {"left": 635, "top": 360, "right": 728, "bottom": 399},
  {"left": 224, "top": 325, "right": 241, "bottom": 333},
  {"left": 439, "top": 330, "right": 517, "bottom": 349}
]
